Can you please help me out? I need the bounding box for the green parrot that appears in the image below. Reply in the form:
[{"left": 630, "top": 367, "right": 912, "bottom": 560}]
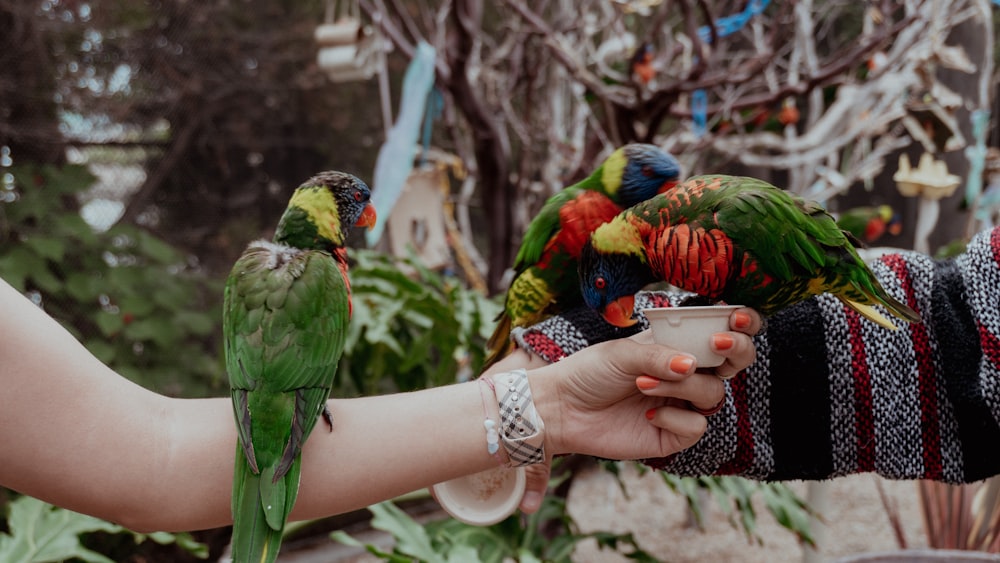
[
  {"left": 483, "top": 144, "right": 681, "bottom": 368},
  {"left": 224, "top": 171, "right": 377, "bottom": 563},
  {"left": 579, "top": 174, "right": 921, "bottom": 329},
  {"left": 835, "top": 204, "right": 902, "bottom": 244}
]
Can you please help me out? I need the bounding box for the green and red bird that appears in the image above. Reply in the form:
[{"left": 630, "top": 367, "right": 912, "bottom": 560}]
[
  {"left": 836, "top": 204, "right": 902, "bottom": 244},
  {"left": 579, "top": 175, "right": 921, "bottom": 330},
  {"left": 484, "top": 144, "right": 682, "bottom": 367},
  {"left": 224, "top": 171, "right": 376, "bottom": 563}
]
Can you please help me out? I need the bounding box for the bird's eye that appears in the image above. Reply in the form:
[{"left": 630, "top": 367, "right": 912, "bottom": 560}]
[
  {"left": 594, "top": 277, "right": 607, "bottom": 290},
  {"left": 641, "top": 165, "right": 654, "bottom": 177},
  {"left": 353, "top": 190, "right": 363, "bottom": 202}
]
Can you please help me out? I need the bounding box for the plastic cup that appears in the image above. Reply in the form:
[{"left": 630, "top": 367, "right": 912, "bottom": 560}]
[
  {"left": 642, "top": 305, "right": 742, "bottom": 368},
  {"left": 430, "top": 465, "right": 526, "bottom": 526}
]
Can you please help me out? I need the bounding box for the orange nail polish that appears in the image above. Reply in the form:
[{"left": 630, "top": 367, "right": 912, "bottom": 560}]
[
  {"left": 713, "top": 333, "right": 734, "bottom": 351},
  {"left": 670, "top": 355, "right": 694, "bottom": 374},
  {"left": 636, "top": 375, "right": 659, "bottom": 390},
  {"left": 645, "top": 408, "right": 657, "bottom": 420},
  {"left": 734, "top": 311, "right": 751, "bottom": 330}
]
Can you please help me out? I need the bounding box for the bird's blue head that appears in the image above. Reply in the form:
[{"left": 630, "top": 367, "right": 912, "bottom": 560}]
[
  {"left": 613, "top": 144, "right": 681, "bottom": 208},
  {"left": 578, "top": 238, "right": 653, "bottom": 328}
]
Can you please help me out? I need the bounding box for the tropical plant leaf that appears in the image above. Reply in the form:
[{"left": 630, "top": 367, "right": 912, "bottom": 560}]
[{"left": 0, "top": 496, "right": 121, "bottom": 563}]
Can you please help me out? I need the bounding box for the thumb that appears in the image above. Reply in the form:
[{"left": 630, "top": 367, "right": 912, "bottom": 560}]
[{"left": 519, "top": 462, "right": 551, "bottom": 514}]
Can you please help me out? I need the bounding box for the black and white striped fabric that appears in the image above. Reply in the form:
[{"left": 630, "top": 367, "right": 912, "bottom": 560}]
[{"left": 512, "top": 227, "right": 1000, "bottom": 484}]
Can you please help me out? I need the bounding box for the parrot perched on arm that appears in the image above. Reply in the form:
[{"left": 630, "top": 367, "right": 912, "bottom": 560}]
[
  {"left": 578, "top": 174, "right": 921, "bottom": 330},
  {"left": 224, "top": 171, "right": 376, "bottom": 563},
  {"left": 483, "top": 144, "right": 681, "bottom": 368}
]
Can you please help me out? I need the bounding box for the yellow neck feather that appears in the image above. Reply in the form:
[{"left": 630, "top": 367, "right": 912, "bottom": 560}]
[
  {"left": 600, "top": 148, "right": 627, "bottom": 196},
  {"left": 288, "top": 186, "right": 341, "bottom": 243}
]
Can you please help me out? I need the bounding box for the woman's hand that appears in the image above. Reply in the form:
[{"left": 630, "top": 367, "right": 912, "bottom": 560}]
[{"left": 497, "top": 307, "right": 761, "bottom": 513}]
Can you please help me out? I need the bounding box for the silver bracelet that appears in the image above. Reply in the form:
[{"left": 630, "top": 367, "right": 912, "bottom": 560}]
[{"left": 492, "top": 369, "right": 545, "bottom": 466}]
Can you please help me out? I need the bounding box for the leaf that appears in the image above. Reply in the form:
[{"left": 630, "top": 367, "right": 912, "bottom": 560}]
[
  {"left": 135, "top": 231, "right": 181, "bottom": 264},
  {"left": 173, "top": 310, "right": 216, "bottom": 336},
  {"left": 330, "top": 530, "right": 364, "bottom": 547},
  {"left": 367, "top": 502, "right": 446, "bottom": 563},
  {"left": 0, "top": 496, "right": 121, "bottom": 563},
  {"left": 93, "top": 311, "right": 124, "bottom": 337},
  {"left": 64, "top": 273, "right": 100, "bottom": 302},
  {"left": 21, "top": 237, "right": 66, "bottom": 262},
  {"left": 84, "top": 338, "right": 117, "bottom": 363},
  {"left": 135, "top": 531, "right": 209, "bottom": 559}
]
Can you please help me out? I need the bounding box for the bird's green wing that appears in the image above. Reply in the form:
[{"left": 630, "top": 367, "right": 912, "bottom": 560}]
[
  {"left": 225, "top": 245, "right": 349, "bottom": 527},
  {"left": 707, "top": 176, "right": 849, "bottom": 281},
  {"left": 513, "top": 187, "right": 587, "bottom": 272}
]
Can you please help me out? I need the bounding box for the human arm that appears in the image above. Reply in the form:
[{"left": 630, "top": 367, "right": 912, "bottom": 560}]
[
  {"left": 513, "top": 226, "right": 1000, "bottom": 483},
  {"left": 0, "top": 276, "right": 743, "bottom": 532}
]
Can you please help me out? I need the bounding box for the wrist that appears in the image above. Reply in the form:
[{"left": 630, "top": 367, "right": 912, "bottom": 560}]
[
  {"left": 486, "top": 369, "right": 547, "bottom": 466},
  {"left": 525, "top": 368, "right": 565, "bottom": 457}
]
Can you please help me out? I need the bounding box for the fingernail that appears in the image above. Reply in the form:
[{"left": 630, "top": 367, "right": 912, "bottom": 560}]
[
  {"left": 713, "top": 333, "right": 734, "bottom": 351},
  {"left": 645, "top": 408, "right": 657, "bottom": 421},
  {"left": 670, "top": 355, "right": 694, "bottom": 374},
  {"left": 521, "top": 490, "right": 542, "bottom": 512},
  {"left": 636, "top": 375, "right": 660, "bottom": 390},
  {"left": 734, "top": 311, "right": 751, "bottom": 330}
]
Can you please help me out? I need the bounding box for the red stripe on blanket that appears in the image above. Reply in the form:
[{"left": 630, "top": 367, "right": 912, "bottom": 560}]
[
  {"left": 717, "top": 372, "right": 753, "bottom": 475},
  {"left": 847, "top": 309, "right": 876, "bottom": 472},
  {"left": 884, "top": 254, "right": 942, "bottom": 480}
]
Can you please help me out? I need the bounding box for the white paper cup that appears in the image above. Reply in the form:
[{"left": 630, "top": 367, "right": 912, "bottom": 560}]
[
  {"left": 642, "top": 305, "right": 741, "bottom": 368},
  {"left": 430, "top": 465, "right": 526, "bottom": 526}
]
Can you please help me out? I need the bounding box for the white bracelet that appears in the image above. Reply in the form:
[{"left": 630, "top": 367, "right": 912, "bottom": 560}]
[{"left": 492, "top": 369, "right": 545, "bottom": 466}]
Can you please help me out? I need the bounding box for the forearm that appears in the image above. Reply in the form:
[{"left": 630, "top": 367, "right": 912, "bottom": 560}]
[
  {"left": 0, "top": 275, "right": 558, "bottom": 532},
  {"left": 0, "top": 282, "right": 496, "bottom": 530}
]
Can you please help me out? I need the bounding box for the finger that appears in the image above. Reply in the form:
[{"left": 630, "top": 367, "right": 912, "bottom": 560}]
[
  {"left": 603, "top": 338, "right": 695, "bottom": 383},
  {"left": 638, "top": 372, "right": 724, "bottom": 412},
  {"left": 730, "top": 307, "right": 764, "bottom": 336},
  {"left": 645, "top": 405, "right": 708, "bottom": 450},
  {"left": 520, "top": 462, "right": 551, "bottom": 514},
  {"left": 711, "top": 331, "right": 756, "bottom": 380}
]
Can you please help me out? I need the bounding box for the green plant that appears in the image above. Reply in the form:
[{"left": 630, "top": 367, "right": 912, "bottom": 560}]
[
  {"left": 657, "top": 472, "right": 816, "bottom": 546},
  {"left": 334, "top": 473, "right": 660, "bottom": 562},
  {"left": 340, "top": 249, "right": 501, "bottom": 396},
  {"left": 0, "top": 495, "right": 206, "bottom": 563},
  {"left": 0, "top": 163, "right": 224, "bottom": 397}
]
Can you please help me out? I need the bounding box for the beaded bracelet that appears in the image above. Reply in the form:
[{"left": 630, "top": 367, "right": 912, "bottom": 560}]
[
  {"left": 476, "top": 377, "right": 506, "bottom": 466},
  {"left": 492, "top": 369, "right": 545, "bottom": 466}
]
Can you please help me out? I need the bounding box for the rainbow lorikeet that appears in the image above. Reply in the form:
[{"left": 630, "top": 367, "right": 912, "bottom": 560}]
[
  {"left": 579, "top": 175, "right": 921, "bottom": 330},
  {"left": 836, "top": 204, "right": 902, "bottom": 244},
  {"left": 224, "top": 171, "right": 376, "bottom": 563},
  {"left": 483, "top": 144, "right": 681, "bottom": 368}
]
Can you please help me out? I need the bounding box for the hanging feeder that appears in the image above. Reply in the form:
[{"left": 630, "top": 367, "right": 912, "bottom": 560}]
[
  {"left": 314, "top": 0, "right": 381, "bottom": 83},
  {"left": 892, "top": 152, "right": 960, "bottom": 254},
  {"left": 385, "top": 165, "right": 452, "bottom": 270},
  {"left": 893, "top": 153, "right": 960, "bottom": 200}
]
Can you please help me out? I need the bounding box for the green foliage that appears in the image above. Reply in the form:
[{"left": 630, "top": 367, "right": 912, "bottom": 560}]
[
  {"left": 0, "top": 495, "right": 206, "bottom": 563},
  {"left": 339, "top": 249, "right": 501, "bottom": 395},
  {"left": 658, "top": 472, "right": 816, "bottom": 546},
  {"left": 335, "top": 487, "right": 659, "bottom": 562},
  {"left": 0, "top": 164, "right": 224, "bottom": 397}
]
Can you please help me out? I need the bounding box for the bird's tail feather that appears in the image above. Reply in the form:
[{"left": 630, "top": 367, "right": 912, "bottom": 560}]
[
  {"left": 842, "top": 299, "right": 899, "bottom": 330},
  {"left": 231, "top": 449, "right": 298, "bottom": 563},
  {"left": 484, "top": 314, "right": 515, "bottom": 370}
]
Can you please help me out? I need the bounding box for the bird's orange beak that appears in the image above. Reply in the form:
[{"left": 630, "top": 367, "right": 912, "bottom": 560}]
[
  {"left": 356, "top": 203, "right": 377, "bottom": 229},
  {"left": 602, "top": 295, "right": 637, "bottom": 327}
]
